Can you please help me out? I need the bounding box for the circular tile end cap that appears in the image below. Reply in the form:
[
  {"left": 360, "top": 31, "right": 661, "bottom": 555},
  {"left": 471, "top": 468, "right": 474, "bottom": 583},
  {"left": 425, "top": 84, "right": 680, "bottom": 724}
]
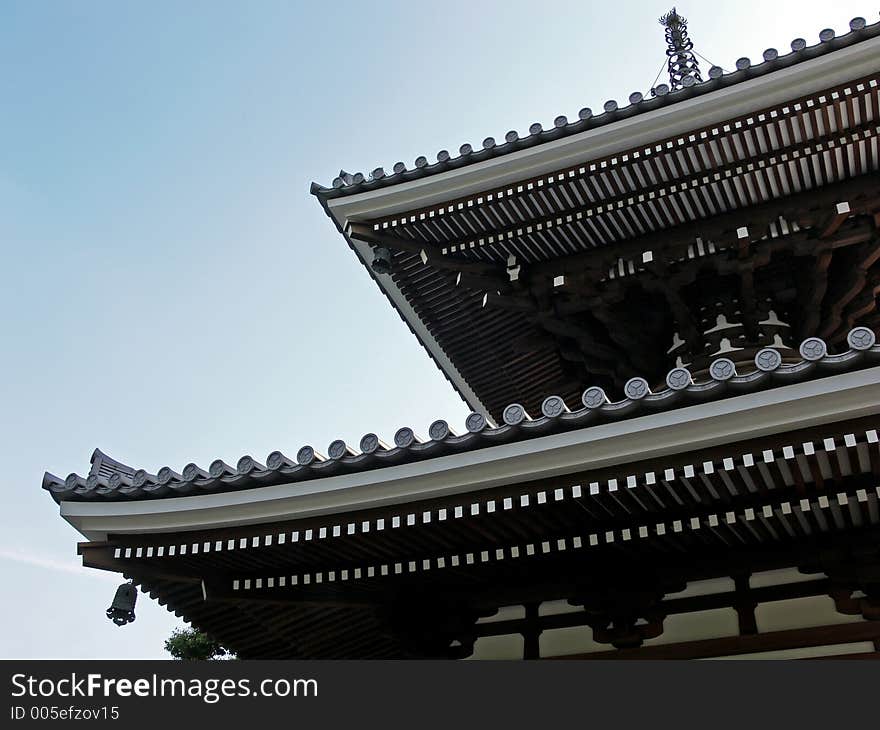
[
  {"left": 296, "top": 445, "right": 316, "bottom": 466},
  {"left": 709, "top": 358, "right": 737, "bottom": 381},
  {"left": 624, "top": 377, "right": 651, "bottom": 400},
  {"left": 236, "top": 455, "right": 258, "bottom": 474},
  {"left": 582, "top": 386, "right": 608, "bottom": 409},
  {"left": 799, "top": 337, "right": 827, "bottom": 361},
  {"left": 665, "top": 367, "right": 693, "bottom": 391},
  {"left": 360, "top": 433, "right": 380, "bottom": 454},
  {"left": 465, "top": 412, "right": 487, "bottom": 433},
  {"left": 266, "top": 451, "right": 286, "bottom": 470},
  {"left": 502, "top": 403, "right": 528, "bottom": 426},
  {"left": 847, "top": 326, "right": 875, "bottom": 351},
  {"left": 209, "top": 459, "right": 227, "bottom": 478},
  {"left": 157, "top": 466, "right": 175, "bottom": 484},
  {"left": 541, "top": 395, "right": 567, "bottom": 418},
  {"left": 327, "top": 440, "right": 348, "bottom": 460},
  {"left": 755, "top": 348, "right": 783, "bottom": 372},
  {"left": 429, "top": 419, "right": 450, "bottom": 441},
  {"left": 394, "top": 427, "right": 416, "bottom": 448}
]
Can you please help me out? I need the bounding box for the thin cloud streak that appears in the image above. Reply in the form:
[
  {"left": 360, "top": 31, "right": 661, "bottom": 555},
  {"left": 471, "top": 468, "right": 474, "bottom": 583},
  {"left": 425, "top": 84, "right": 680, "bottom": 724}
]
[{"left": 0, "top": 547, "right": 118, "bottom": 581}]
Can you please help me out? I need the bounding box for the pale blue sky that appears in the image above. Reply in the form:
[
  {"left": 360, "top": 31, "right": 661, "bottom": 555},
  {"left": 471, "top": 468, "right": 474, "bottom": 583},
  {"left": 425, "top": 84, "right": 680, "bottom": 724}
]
[{"left": 1, "top": 0, "right": 873, "bottom": 658}]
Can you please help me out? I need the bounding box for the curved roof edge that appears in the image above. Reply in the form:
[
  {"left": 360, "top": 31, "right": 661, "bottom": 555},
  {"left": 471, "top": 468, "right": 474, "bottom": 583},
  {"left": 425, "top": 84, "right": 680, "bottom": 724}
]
[
  {"left": 311, "top": 17, "right": 880, "bottom": 200},
  {"left": 43, "top": 329, "right": 880, "bottom": 504}
]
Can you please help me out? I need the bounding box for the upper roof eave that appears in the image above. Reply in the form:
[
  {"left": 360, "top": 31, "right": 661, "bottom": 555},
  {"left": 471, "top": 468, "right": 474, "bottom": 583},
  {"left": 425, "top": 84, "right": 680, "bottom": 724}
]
[{"left": 311, "top": 18, "right": 880, "bottom": 221}]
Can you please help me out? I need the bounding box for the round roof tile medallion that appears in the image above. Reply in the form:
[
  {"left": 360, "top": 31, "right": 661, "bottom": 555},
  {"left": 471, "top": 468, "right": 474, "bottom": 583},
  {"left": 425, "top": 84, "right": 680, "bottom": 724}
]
[
  {"left": 847, "top": 326, "right": 876, "bottom": 351},
  {"left": 182, "top": 462, "right": 201, "bottom": 481},
  {"left": 236, "top": 455, "right": 257, "bottom": 474},
  {"left": 65, "top": 473, "right": 80, "bottom": 490},
  {"left": 371, "top": 167, "right": 385, "bottom": 179},
  {"left": 327, "top": 440, "right": 348, "bottom": 460},
  {"left": 665, "top": 367, "right": 693, "bottom": 391},
  {"left": 108, "top": 473, "right": 123, "bottom": 489},
  {"left": 392, "top": 162, "right": 406, "bottom": 174},
  {"left": 681, "top": 75, "right": 696, "bottom": 87},
  {"left": 654, "top": 83, "right": 670, "bottom": 95},
  {"left": 296, "top": 445, "right": 316, "bottom": 466},
  {"left": 735, "top": 57, "right": 751, "bottom": 71},
  {"left": 529, "top": 122, "right": 543, "bottom": 135},
  {"left": 459, "top": 143, "right": 473, "bottom": 155},
  {"left": 482, "top": 137, "right": 496, "bottom": 149},
  {"left": 465, "top": 412, "right": 487, "bottom": 433},
  {"left": 394, "top": 427, "right": 416, "bottom": 448},
  {"left": 436, "top": 150, "right": 450, "bottom": 162},
  {"left": 132, "top": 469, "right": 148, "bottom": 487},
  {"left": 755, "top": 348, "right": 783, "bottom": 372},
  {"left": 850, "top": 17, "right": 866, "bottom": 31},
  {"left": 414, "top": 156, "right": 428, "bottom": 168},
  {"left": 554, "top": 115, "right": 568, "bottom": 128},
  {"left": 582, "top": 386, "right": 609, "bottom": 409},
  {"left": 505, "top": 130, "right": 519, "bottom": 143},
  {"left": 708, "top": 66, "right": 723, "bottom": 79},
  {"left": 709, "top": 358, "right": 737, "bottom": 381},
  {"left": 266, "top": 451, "right": 286, "bottom": 470},
  {"left": 352, "top": 172, "right": 365, "bottom": 184},
  {"left": 541, "top": 395, "right": 568, "bottom": 418},
  {"left": 359, "top": 433, "right": 380, "bottom": 454},
  {"left": 624, "top": 377, "right": 651, "bottom": 400},
  {"left": 157, "top": 466, "right": 175, "bottom": 485},
  {"left": 629, "top": 92, "right": 644, "bottom": 104},
  {"left": 429, "top": 419, "right": 451, "bottom": 441},
  {"left": 86, "top": 474, "right": 100, "bottom": 490},
  {"left": 502, "top": 403, "right": 528, "bottom": 426},
  {"left": 762, "top": 48, "right": 779, "bottom": 61},
  {"left": 819, "top": 28, "right": 836, "bottom": 42},
  {"left": 578, "top": 107, "right": 593, "bottom": 120},
  {"left": 603, "top": 99, "right": 618, "bottom": 113},
  {"left": 331, "top": 177, "right": 344, "bottom": 188},
  {"left": 209, "top": 459, "right": 228, "bottom": 478},
  {"left": 799, "top": 337, "right": 828, "bottom": 361},
  {"left": 791, "top": 38, "right": 807, "bottom": 51}
]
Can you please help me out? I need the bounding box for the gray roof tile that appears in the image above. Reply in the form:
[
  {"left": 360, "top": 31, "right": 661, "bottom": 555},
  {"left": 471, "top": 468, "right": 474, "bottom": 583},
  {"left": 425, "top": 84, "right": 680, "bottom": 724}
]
[{"left": 43, "top": 329, "right": 880, "bottom": 503}]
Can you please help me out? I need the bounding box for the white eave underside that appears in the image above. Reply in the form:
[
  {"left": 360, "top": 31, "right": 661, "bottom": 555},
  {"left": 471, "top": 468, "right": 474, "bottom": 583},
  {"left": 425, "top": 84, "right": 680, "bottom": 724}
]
[{"left": 61, "top": 367, "right": 880, "bottom": 540}]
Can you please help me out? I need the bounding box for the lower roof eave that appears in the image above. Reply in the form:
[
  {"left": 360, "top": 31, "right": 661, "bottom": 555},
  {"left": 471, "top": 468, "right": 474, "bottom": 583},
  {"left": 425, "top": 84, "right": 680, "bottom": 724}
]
[{"left": 61, "top": 366, "right": 880, "bottom": 540}]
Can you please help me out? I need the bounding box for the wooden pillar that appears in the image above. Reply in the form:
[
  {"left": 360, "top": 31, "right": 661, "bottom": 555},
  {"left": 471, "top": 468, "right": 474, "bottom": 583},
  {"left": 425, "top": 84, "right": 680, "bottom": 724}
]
[{"left": 522, "top": 602, "right": 542, "bottom": 659}]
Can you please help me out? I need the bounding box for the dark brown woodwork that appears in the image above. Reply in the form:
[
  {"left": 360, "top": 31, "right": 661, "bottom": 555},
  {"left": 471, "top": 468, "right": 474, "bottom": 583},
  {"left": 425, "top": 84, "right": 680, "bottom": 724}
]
[{"left": 551, "top": 621, "right": 880, "bottom": 660}]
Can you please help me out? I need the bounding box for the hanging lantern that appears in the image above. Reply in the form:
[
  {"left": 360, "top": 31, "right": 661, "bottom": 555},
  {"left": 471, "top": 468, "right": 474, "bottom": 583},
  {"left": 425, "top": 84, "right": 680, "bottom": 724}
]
[
  {"left": 106, "top": 582, "right": 137, "bottom": 626},
  {"left": 371, "top": 247, "right": 393, "bottom": 274}
]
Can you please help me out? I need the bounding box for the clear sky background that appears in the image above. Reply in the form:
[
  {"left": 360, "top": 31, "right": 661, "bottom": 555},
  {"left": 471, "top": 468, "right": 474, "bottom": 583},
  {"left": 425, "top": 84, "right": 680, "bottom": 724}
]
[{"left": 1, "top": 0, "right": 875, "bottom": 658}]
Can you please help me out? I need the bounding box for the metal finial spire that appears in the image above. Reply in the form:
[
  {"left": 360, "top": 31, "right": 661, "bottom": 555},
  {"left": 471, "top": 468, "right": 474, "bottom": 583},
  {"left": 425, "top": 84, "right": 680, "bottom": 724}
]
[{"left": 658, "top": 8, "right": 703, "bottom": 90}]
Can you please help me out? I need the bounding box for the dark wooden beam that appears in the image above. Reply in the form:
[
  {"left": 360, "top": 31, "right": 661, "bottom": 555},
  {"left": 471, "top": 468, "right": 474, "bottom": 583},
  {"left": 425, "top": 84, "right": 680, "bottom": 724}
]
[
  {"left": 473, "top": 579, "right": 831, "bottom": 639},
  {"left": 819, "top": 237, "right": 880, "bottom": 339},
  {"left": 819, "top": 202, "right": 852, "bottom": 239},
  {"left": 550, "top": 620, "right": 880, "bottom": 660}
]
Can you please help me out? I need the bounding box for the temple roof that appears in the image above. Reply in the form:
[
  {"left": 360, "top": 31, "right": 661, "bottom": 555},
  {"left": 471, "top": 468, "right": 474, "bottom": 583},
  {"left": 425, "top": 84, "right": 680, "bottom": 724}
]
[
  {"left": 311, "top": 16, "right": 879, "bottom": 200},
  {"left": 43, "top": 328, "right": 879, "bottom": 503}
]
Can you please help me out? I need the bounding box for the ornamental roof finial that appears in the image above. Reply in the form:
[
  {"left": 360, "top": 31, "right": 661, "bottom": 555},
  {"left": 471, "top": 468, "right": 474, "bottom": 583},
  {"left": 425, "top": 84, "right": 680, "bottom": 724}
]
[{"left": 658, "top": 8, "right": 703, "bottom": 90}]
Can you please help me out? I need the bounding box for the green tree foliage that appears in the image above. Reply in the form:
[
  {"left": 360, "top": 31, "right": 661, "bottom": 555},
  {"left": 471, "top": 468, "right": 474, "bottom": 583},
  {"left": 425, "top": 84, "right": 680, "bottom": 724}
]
[{"left": 164, "top": 627, "right": 235, "bottom": 660}]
